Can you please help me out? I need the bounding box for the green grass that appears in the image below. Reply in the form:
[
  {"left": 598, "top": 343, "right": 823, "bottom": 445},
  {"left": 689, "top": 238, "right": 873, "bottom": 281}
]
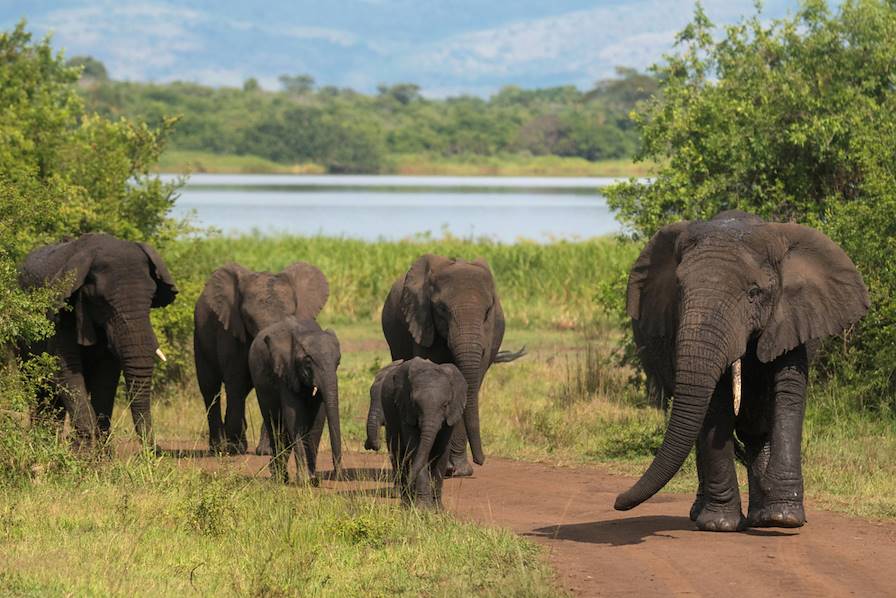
[
  {"left": 156, "top": 150, "right": 326, "bottom": 174},
  {"left": 156, "top": 149, "right": 654, "bottom": 177},
  {"left": 0, "top": 458, "right": 556, "bottom": 596},
  {"left": 4, "top": 234, "right": 896, "bottom": 594}
]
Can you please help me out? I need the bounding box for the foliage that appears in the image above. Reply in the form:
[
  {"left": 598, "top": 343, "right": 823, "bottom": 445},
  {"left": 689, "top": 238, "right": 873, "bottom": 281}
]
[
  {"left": 79, "top": 64, "right": 658, "bottom": 173},
  {"left": 605, "top": 0, "right": 896, "bottom": 405},
  {"left": 0, "top": 21, "right": 178, "bottom": 479}
]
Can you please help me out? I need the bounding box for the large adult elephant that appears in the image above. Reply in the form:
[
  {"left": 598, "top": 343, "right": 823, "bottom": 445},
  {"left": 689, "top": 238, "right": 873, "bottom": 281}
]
[
  {"left": 382, "top": 254, "right": 524, "bottom": 477},
  {"left": 18, "top": 233, "right": 178, "bottom": 448},
  {"left": 615, "top": 211, "right": 868, "bottom": 531},
  {"left": 193, "top": 261, "right": 328, "bottom": 454}
]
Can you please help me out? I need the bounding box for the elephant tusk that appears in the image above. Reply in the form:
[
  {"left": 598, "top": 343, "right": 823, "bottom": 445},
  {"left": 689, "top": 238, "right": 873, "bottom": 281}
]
[
  {"left": 312, "top": 386, "right": 318, "bottom": 397},
  {"left": 732, "top": 359, "right": 742, "bottom": 416},
  {"left": 155, "top": 348, "right": 167, "bottom": 362}
]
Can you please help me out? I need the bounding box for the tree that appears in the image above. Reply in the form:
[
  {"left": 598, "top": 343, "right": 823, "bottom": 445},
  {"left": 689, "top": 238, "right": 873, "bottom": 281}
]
[
  {"left": 242, "top": 77, "right": 260, "bottom": 92},
  {"left": 377, "top": 83, "right": 421, "bottom": 105},
  {"left": 66, "top": 55, "right": 108, "bottom": 81},
  {"left": 278, "top": 74, "right": 315, "bottom": 95},
  {"left": 605, "top": 0, "right": 896, "bottom": 402}
]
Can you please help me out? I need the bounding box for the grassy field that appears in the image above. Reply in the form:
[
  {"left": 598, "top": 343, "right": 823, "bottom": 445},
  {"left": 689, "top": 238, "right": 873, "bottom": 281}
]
[
  {"left": 155, "top": 149, "right": 654, "bottom": 178},
  {"left": 3, "top": 234, "right": 895, "bottom": 595}
]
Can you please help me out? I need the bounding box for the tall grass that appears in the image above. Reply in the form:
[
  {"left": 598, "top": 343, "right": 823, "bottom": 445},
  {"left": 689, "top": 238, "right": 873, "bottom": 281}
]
[{"left": 0, "top": 457, "right": 557, "bottom": 596}]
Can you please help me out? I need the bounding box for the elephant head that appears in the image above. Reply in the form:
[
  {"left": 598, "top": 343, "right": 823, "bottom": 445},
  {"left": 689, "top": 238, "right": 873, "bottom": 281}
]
[
  {"left": 206, "top": 261, "right": 329, "bottom": 342},
  {"left": 365, "top": 360, "right": 403, "bottom": 452},
  {"left": 400, "top": 254, "right": 500, "bottom": 466},
  {"left": 615, "top": 211, "right": 868, "bottom": 511},
  {"left": 20, "top": 233, "right": 177, "bottom": 441},
  {"left": 262, "top": 318, "right": 342, "bottom": 471}
]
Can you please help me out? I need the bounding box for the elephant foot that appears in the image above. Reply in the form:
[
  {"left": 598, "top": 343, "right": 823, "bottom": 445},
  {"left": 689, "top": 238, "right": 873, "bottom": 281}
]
[
  {"left": 689, "top": 494, "right": 705, "bottom": 522},
  {"left": 695, "top": 507, "right": 746, "bottom": 532},
  {"left": 445, "top": 458, "right": 473, "bottom": 478},
  {"left": 747, "top": 502, "right": 805, "bottom": 528},
  {"left": 254, "top": 441, "right": 273, "bottom": 456}
]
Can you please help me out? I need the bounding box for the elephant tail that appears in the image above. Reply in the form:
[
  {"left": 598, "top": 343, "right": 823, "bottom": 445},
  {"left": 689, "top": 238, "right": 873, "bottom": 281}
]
[{"left": 493, "top": 345, "right": 527, "bottom": 364}]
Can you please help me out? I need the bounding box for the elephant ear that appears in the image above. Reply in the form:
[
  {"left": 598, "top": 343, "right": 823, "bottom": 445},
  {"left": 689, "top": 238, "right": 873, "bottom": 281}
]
[
  {"left": 207, "top": 263, "right": 250, "bottom": 343},
  {"left": 370, "top": 361, "right": 402, "bottom": 419},
  {"left": 138, "top": 243, "right": 178, "bottom": 307},
  {"left": 442, "top": 364, "right": 467, "bottom": 427},
  {"left": 51, "top": 248, "right": 98, "bottom": 346},
  {"left": 263, "top": 330, "right": 294, "bottom": 381},
  {"left": 626, "top": 221, "right": 691, "bottom": 339},
  {"left": 22, "top": 242, "right": 97, "bottom": 345},
  {"left": 401, "top": 255, "right": 449, "bottom": 347},
  {"left": 757, "top": 223, "right": 869, "bottom": 363},
  {"left": 281, "top": 261, "right": 329, "bottom": 320}
]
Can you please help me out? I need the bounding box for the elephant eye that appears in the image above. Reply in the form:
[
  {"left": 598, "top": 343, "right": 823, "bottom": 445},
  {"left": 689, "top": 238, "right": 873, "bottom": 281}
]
[{"left": 748, "top": 285, "right": 762, "bottom": 302}]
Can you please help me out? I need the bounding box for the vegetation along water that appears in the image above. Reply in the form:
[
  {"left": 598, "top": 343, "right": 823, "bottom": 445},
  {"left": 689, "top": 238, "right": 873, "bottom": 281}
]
[{"left": 3, "top": 1, "right": 896, "bottom": 594}]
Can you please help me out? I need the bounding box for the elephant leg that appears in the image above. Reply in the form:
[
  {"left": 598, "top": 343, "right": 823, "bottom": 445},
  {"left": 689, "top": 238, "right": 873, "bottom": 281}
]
[
  {"left": 222, "top": 374, "right": 252, "bottom": 455},
  {"left": 431, "top": 427, "right": 453, "bottom": 509},
  {"left": 52, "top": 332, "right": 98, "bottom": 448},
  {"left": 747, "top": 346, "right": 808, "bottom": 528},
  {"left": 694, "top": 369, "right": 745, "bottom": 532},
  {"left": 263, "top": 400, "right": 288, "bottom": 484},
  {"left": 255, "top": 420, "right": 273, "bottom": 456},
  {"left": 298, "top": 397, "right": 325, "bottom": 485},
  {"left": 446, "top": 420, "right": 473, "bottom": 478},
  {"left": 85, "top": 346, "right": 121, "bottom": 446},
  {"left": 279, "top": 394, "right": 301, "bottom": 484},
  {"left": 398, "top": 425, "right": 415, "bottom": 504},
  {"left": 385, "top": 422, "right": 401, "bottom": 487},
  {"left": 195, "top": 342, "right": 224, "bottom": 452},
  {"left": 689, "top": 438, "right": 707, "bottom": 521}
]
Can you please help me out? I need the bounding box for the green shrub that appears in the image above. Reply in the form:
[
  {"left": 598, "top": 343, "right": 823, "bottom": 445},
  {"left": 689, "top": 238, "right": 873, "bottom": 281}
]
[{"left": 605, "top": 0, "right": 896, "bottom": 406}]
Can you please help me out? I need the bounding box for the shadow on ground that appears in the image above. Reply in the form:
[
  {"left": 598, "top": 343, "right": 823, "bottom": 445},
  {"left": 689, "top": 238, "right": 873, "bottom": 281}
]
[{"left": 530, "top": 515, "right": 798, "bottom": 546}]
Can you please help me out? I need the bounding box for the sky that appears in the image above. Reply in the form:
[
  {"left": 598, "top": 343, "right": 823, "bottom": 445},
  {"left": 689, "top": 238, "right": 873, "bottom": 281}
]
[{"left": 2, "top": 0, "right": 805, "bottom": 97}]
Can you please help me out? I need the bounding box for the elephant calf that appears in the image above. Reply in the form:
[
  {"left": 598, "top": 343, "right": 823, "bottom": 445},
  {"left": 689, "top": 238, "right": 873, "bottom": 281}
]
[
  {"left": 248, "top": 317, "right": 342, "bottom": 484},
  {"left": 365, "top": 358, "right": 467, "bottom": 508}
]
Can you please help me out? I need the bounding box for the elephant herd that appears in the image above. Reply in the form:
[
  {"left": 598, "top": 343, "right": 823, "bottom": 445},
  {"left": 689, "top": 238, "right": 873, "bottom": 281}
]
[{"left": 17, "top": 210, "right": 869, "bottom": 530}]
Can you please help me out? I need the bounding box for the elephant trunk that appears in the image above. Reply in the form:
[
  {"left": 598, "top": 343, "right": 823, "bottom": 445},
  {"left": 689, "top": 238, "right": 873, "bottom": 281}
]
[
  {"left": 455, "top": 343, "right": 485, "bottom": 466},
  {"left": 365, "top": 389, "right": 383, "bottom": 451},
  {"left": 107, "top": 308, "right": 158, "bottom": 447},
  {"left": 322, "top": 372, "right": 342, "bottom": 474},
  {"left": 409, "top": 420, "right": 439, "bottom": 495},
  {"left": 614, "top": 301, "right": 735, "bottom": 511}
]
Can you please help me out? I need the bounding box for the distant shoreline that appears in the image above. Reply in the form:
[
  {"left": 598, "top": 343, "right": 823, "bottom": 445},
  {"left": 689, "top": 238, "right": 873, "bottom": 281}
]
[{"left": 155, "top": 150, "right": 655, "bottom": 178}]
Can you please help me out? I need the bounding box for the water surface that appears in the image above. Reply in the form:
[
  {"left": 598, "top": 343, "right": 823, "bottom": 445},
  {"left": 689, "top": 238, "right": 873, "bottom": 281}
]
[{"left": 167, "top": 174, "right": 623, "bottom": 243}]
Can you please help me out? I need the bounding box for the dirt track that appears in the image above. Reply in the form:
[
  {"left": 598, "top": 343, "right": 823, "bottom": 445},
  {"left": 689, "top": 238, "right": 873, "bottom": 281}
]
[{"left": 167, "top": 444, "right": 896, "bottom": 597}]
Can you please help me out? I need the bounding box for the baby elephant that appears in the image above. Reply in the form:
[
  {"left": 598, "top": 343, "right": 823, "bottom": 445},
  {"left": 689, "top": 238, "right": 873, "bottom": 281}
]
[
  {"left": 365, "top": 358, "right": 467, "bottom": 507},
  {"left": 248, "top": 317, "right": 342, "bottom": 484}
]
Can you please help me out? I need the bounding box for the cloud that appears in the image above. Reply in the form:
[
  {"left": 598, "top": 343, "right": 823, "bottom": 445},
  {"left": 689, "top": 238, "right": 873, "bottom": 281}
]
[{"left": 401, "top": 0, "right": 787, "bottom": 87}]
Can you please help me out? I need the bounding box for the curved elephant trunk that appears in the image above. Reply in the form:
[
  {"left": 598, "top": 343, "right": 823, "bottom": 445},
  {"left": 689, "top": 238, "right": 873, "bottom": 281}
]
[
  {"left": 323, "top": 373, "right": 342, "bottom": 474},
  {"left": 614, "top": 310, "right": 733, "bottom": 511},
  {"left": 365, "top": 390, "right": 383, "bottom": 451}
]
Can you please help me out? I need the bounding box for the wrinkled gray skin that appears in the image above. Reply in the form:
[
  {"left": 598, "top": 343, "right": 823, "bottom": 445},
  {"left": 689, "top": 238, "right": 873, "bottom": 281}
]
[
  {"left": 18, "top": 233, "right": 178, "bottom": 449},
  {"left": 193, "top": 262, "right": 328, "bottom": 454},
  {"left": 364, "top": 358, "right": 467, "bottom": 508},
  {"left": 382, "top": 255, "right": 522, "bottom": 478},
  {"left": 248, "top": 317, "right": 342, "bottom": 483},
  {"left": 616, "top": 211, "right": 869, "bottom": 532}
]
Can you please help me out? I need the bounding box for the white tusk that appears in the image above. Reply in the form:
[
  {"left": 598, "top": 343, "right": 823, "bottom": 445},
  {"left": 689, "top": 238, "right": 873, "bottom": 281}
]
[
  {"left": 732, "top": 359, "right": 742, "bottom": 416},
  {"left": 312, "top": 386, "right": 318, "bottom": 397},
  {"left": 155, "top": 348, "right": 167, "bottom": 362}
]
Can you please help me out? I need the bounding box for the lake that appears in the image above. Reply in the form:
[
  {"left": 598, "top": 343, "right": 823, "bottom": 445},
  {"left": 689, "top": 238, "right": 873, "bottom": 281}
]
[{"left": 165, "top": 174, "right": 625, "bottom": 243}]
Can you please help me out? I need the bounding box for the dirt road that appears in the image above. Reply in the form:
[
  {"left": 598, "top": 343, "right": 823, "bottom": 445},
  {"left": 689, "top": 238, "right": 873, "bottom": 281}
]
[{"left": 169, "top": 445, "right": 896, "bottom": 597}]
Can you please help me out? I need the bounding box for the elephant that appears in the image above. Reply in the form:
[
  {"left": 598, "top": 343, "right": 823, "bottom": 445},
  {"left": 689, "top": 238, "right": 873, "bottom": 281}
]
[
  {"left": 193, "top": 261, "right": 328, "bottom": 454},
  {"left": 248, "top": 317, "right": 342, "bottom": 483},
  {"left": 18, "top": 232, "right": 178, "bottom": 449},
  {"left": 381, "top": 254, "right": 525, "bottom": 478},
  {"left": 364, "top": 358, "right": 467, "bottom": 507},
  {"left": 614, "top": 210, "right": 869, "bottom": 531}
]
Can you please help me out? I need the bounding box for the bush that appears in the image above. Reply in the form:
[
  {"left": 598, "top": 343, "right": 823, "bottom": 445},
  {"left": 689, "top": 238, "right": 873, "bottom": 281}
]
[
  {"left": 0, "top": 22, "right": 178, "bottom": 481},
  {"left": 605, "top": 0, "right": 896, "bottom": 406}
]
